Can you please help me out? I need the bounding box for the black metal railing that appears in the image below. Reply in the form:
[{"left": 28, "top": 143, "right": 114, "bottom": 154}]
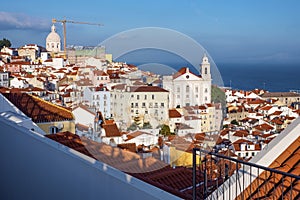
[{"left": 192, "top": 148, "right": 300, "bottom": 200}]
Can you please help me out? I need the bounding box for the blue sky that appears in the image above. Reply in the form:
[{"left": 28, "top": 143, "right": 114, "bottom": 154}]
[{"left": 1, "top": 0, "right": 300, "bottom": 64}]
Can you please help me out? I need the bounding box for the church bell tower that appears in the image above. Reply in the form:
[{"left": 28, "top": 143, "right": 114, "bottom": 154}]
[{"left": 200, "top": 53, "right": 211, "bottom": 80}]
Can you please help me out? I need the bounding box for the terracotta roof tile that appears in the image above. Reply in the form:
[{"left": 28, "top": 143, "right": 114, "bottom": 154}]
[
  {"left": 117, "top": 143, "right": 137, "bottom": 153},
  {"left": 45, "top": 132, "right": 196, "bottom": 198},
  {"left": 253, "top": 123, "right": 274, "bottom": 131},
  {"left": 237, "top": 136, "right": 300, "bottom": 200},
  {"left": 129, "top": 86, "right": 168, "bottom": 93},
  {"left": 172, "top": 67, "right": 200, "bottom": 79},
  {"left": 2, "top": 92, "right": 74, "bottom": 123},
  {"left": 103, "top": 123, "right": 122, "bottom": 137},
  {"left": 261, "top": 92, "right": 300, "bottom": 98}
]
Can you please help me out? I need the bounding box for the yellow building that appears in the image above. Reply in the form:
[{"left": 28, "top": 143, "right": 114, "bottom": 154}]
[{"left": 169, "top": 146, "right": 202, "bottom": 167}]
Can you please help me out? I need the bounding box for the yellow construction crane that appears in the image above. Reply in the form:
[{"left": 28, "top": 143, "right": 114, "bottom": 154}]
[{"left": 52, "top": 18, "right": 103, "bottom": 58}]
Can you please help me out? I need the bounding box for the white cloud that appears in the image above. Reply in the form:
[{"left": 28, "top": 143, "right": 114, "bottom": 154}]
[{"left": 0, "top": 12, "right": 50, "bottom": 31}]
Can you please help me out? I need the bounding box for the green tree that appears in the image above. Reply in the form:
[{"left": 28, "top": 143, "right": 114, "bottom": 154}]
[
  {"left": 159, "top": 124, "right": 172, "bottom": 136},
  {"left": 127, "top": 123, "right": 138, "bottom": 131},
  {"left": 142, "top": 122, "right": 152, "bottom": 129},
  {"left": 0, "top": 38, "right": 12, "bottom": 49},
  {"left": 231, "top": 120, "right": 239, "bottom": 125}
]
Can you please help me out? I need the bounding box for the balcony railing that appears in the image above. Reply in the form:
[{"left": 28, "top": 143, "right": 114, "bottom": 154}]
[{"left": 192, "top": 148, "right": 300, "bottom": 200}]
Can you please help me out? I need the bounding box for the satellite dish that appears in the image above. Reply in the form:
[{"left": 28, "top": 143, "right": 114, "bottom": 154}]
[{"left": 57, "top": 122, "right": 64, "bottom": 130}]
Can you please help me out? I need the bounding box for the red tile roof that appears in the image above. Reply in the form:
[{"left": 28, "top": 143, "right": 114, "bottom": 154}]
[
  {"left": 253, "top": 123, "right": 274, "bottom": 131},
  {"left": 261, "top": 92, "right": 300, "bottom": 98},
  {"left": 233, "top": 130, "right": 249, "bottom": 137},
  {"left": 45, "top": 132, "right": 194, "bottom": 199},
  {"left": 259, "top": 105, "right": 273, "bottom": 111},
  {"left": 237, "top": 136, "right": 300, "bottom": 199},
  {"left": 117, "top": 143, "right": 137, "bottom": 153},
  {"left": 172, "top": 67, "right": 200, "bottom": 79},
  {"left": 129, "top": 86, "right": 168, "bottom": 93},
  {"left": 2, "top": 92, "right": 74, "bottom": 123},
  {"left": 103, "top": 123, "right": 122, "bottom": 137},
  {"left": 169, "top": 109, "right": 182, "bottom": 118},
  {"left": 125, "top": 131, "right": 151, "bottom": 141}
]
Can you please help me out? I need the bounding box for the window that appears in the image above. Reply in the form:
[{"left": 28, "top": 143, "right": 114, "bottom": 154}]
[
  {"left": 246, "top": 152, "right": 249, "bottom": 157},
  {"left": 186, "top": 85, "right": 190, "bottom": 92},
  {"left": 177, "top": 87, "right": 180, "bottom": 93},
  {"left": 205, "top": 67, "right": 207, "bottom": 74},
  {"left": 149, "top": 103, "right": 153, "bottom": 108},
  {"left": 131, "top": 110, "right": 134, "bottom": 113},
  {"left": 49, "top": 126, "right": 58, "bottom": 134},
  {"left": 195, "top": 87, "right": 198, "bottom": 93},
  {"left": 142, "top": 102, "right": 146, "bottom": 107},
  {"left": 152, "top": 94, "right": 155, "bottom": 100},
  {"left": 145, "top": 110, "right": 148, "bottom": 114},
  {"left": 205, "top": 88, "right": 208, "bottom": 93},
  {"left": 161, "top": 103, "right": 164, "bottom": 107},
  {"left": 131, "top": 103, "right": 134, "bottom": 108},
  {"left": 205, "top": 96, "right": 208, "bottom": 101},
  {"left": 144, "top": 95, "right": 147, "bottom": 100},
  {"left": 135, "top": 110, "right": 139, "bottom": 114},
  {"left": 252, "top": 152, "right": 255, "bottom": 156},
  {"left": 137, "top": 95, "right": 140, "bottom": 100},
  {"left": 154, "top": 103, "right": 158, "bottom": 108},
  {"left": 131, "top": 94, "right": 134, "bottom": 98},
  {"left": 135, "top": 103, "right": 138, "bottom": 107}
]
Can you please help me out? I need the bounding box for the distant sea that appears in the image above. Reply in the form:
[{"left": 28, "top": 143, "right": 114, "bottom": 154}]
[
  {"left": 218, "top": 63, "right": 300, "bottom": 92},
  {"left": 133, "top": 62, "right": 300, "bottom": 92}
]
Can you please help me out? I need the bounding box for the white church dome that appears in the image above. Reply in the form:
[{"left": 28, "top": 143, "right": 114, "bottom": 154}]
[
  {"left": 46, "top": 24, "right": 61, "bottom": 52},
  {"left": 46, "top": 25, "right": 60, "bottom": 43}
]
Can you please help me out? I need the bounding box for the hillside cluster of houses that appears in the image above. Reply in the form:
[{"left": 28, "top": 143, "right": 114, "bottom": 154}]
[
  {"left": 216, "top": 89, "right": 300, "bottom": 159},
  {"left": 1, "top": 37, "right": 300, "bottom": 164}
]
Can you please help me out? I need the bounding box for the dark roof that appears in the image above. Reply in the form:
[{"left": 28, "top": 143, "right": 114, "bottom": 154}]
[
  {"left": 117, "top": 143, "right": 137, "bottom": 153},
  {"left": 261, "top": 92, "right": 300, "bottom": 98},
  {"left": 2, "top": 92, "right": 74, "bottom": 123},
  {"left": 130, "top": 86, "right": 168, "bottom": 93}
]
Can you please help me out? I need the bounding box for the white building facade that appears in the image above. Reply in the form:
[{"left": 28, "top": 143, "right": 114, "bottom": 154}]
[
  {"left": 110, "top": 85, "right": 169, "bottom": 129},
  {"left": 163, "top": 54, "right": 212, "bottom": 108},
  {"left": 0, "top": 71, "right": 9, "bottom": 87},
  {"left": 83, "top": 86, "right": 111, "bottom": 119}
]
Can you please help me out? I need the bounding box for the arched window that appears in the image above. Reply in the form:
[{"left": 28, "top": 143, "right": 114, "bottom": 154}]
[{"left": 205, "top": 67, "right": 207, "bottom": 75}]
